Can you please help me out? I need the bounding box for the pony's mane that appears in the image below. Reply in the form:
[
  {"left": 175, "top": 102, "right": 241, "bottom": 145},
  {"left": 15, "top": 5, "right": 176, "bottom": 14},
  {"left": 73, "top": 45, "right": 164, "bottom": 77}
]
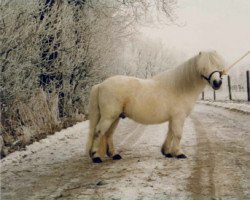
[
  {"left": 153, "top": 51, "right": 224, "bottom": 93},
  {"left": 196, "top": 51, "right": 225, "bottom": 74}
]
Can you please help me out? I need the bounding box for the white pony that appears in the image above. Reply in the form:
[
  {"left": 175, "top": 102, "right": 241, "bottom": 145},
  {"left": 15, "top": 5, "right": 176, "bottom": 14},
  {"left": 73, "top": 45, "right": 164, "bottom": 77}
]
[{"left": 86, "top": 51, "right": 225, "bottom": 163}]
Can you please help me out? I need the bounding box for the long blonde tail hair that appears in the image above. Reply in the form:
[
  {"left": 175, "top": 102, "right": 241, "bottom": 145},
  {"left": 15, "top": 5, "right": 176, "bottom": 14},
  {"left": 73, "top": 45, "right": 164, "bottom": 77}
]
[{"left": 85, "top": 85, "right": 107, "bottom": 158}]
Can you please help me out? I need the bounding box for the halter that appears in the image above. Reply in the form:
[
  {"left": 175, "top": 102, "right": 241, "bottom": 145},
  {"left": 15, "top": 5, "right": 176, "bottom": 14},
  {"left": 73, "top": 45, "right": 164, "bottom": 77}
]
[{"left": 201, "top": 71, "right": 222, "bottom": 83}]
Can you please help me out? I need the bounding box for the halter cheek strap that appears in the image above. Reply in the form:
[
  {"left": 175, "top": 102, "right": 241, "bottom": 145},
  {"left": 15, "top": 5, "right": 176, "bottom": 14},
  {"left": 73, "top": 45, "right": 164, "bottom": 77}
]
[{"left": 201, "top": 71, "right": 222, "bottom": 83}]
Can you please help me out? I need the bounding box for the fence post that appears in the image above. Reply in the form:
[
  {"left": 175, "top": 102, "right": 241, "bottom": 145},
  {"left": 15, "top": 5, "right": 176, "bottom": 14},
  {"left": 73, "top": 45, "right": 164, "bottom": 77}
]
[
  {"left": 213, "top": 90, "right": 216, "bottom": 101},
  {"left": 202, "top": 91, "right": 204, "bottom": 100},
  {"left": 247, "top": 70, "right": 250, "bottom": 101},
  {"left": 227, "top": 75, "right": 232, "bottom": 100}
]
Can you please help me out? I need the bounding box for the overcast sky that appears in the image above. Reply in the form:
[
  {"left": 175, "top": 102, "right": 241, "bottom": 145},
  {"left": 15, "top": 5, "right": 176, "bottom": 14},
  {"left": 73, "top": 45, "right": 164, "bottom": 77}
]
[{"left": 142, "top": 0, "right": 250, "bottom": 68}]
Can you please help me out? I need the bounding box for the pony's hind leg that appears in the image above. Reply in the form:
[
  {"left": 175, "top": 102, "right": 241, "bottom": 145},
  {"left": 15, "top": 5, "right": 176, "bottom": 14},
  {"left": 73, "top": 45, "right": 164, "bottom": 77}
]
[
  {"left": 91, "top": 117, "right": 117, "bottom": 163},
  {"left": 105, "top": 119, "right": 122, "bottom": 160}
]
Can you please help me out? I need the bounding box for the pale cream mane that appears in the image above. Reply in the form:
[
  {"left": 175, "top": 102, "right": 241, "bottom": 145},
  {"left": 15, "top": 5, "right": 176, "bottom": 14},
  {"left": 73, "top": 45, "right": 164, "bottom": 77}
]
[
  {"left": 153, "top": 51, "right": 225, "bottom": 93},
  {"left": 196, "top": 51, "right": 225, "bottom": 74}
]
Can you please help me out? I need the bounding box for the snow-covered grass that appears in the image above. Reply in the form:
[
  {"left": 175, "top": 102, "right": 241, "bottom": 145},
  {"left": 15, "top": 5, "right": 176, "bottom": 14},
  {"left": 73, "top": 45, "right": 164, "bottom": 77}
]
[{"left": 1, "top": 121, "right": 88, "bottom": 167}]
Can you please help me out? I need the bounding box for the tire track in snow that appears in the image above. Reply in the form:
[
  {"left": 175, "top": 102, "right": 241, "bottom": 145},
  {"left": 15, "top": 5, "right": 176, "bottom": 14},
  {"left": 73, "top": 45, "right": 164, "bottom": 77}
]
[
  {"left": 188, "top": 116, "right": 216, "bottom": 198},
  {"left": 189, "top": 106, "right": 248, "bottom": 199}
]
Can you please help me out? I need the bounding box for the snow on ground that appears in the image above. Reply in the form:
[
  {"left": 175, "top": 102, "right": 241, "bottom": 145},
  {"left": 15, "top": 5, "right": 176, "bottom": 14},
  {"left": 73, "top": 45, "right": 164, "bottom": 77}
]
[
  {"left": 198, "top": 100, "right": 250, "bottom": 114},
  {"left": 1, "top": 104, "right": 250, "bottom": 200},
  {"left": 1, "top": 122, "right": 88, "bottom": 167}
]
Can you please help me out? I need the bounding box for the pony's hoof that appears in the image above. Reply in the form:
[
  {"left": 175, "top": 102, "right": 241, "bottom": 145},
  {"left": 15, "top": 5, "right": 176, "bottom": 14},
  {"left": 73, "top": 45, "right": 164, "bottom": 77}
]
[
  {"left": 113, "top": 154, "right": 122, "bottom": 160},
  {"left": 161, "top": 148, "right": 173, "bottom": 158},
  {"left": 92, "top": 157, "right": 102, "bottom": 163},
  {"left": 176, "top": 154, "right": 187, "bottom": 159},
  {"left": 165, "top": 153, "right": 173, "bottom": 158}
]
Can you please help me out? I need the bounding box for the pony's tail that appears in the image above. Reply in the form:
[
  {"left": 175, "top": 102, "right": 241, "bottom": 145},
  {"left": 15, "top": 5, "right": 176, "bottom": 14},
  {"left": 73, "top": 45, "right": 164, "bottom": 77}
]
[{"left": 85, "top": 85, "right": 107, "bottom": 159}]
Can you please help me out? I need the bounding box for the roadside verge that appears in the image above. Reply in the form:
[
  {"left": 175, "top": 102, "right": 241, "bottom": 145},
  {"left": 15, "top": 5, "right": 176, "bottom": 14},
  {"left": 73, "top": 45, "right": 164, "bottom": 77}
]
[{"left": 197, "top": 101, "right": 250, "bottom": 114}]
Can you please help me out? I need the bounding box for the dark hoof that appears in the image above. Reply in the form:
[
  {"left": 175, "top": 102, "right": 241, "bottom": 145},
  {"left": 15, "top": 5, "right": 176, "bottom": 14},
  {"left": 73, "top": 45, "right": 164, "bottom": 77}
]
[
  {"left": 161, "top": 148, "right": 173, "bottom": 158},
  {"left": 112, "top": 154, "right": 122, "bottom": 160},
  {"left": 165, "top": 153, "right": 173, "bottom": 158},
  {"left": 176, "top": 154, "right": 187, "bottom": 159},
  {"left": 92, "top": 157, "right": 102, "bottom": 163}
]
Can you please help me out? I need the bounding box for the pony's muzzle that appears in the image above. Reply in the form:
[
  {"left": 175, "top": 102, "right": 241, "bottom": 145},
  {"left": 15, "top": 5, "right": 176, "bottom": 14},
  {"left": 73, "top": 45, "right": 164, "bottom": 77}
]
[{"left": 212, "top": 79, "right": 222, "bottom": 90}]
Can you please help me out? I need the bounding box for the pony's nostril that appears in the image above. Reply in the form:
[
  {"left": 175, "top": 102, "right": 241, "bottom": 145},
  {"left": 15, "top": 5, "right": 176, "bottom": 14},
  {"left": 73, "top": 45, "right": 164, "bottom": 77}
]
[{"left": 213, "top": 80, "right": 222, "bottom": 89}]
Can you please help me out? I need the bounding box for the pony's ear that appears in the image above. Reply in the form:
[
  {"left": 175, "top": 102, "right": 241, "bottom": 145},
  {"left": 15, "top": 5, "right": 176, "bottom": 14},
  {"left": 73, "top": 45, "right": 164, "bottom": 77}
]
[{"left": 199, "top": 51, "right": 202, "bottom": 55}]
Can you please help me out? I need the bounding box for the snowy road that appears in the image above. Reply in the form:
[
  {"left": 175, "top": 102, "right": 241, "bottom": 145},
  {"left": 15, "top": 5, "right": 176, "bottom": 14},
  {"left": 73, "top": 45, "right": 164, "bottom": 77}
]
[{"left": 1, "top": 104, "right": 250, "bottom": 200}]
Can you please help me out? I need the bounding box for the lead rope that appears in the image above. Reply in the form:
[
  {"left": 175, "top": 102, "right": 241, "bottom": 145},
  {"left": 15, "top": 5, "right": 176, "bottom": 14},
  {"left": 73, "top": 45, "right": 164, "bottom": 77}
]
[{"left": 223, "top": 51, "right": 250, "bottom": 75}]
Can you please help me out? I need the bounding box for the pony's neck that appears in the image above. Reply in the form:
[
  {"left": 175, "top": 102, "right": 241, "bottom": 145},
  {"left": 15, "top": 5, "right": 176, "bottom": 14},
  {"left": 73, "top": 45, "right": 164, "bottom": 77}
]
[{"left": 153, "top": 57, "right": 206, "bottom": 96}]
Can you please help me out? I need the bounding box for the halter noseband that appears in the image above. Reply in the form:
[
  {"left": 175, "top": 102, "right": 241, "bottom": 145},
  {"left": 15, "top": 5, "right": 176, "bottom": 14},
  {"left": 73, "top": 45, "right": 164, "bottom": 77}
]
[{"left": 201, "top": 71, "right": 222, "bottom": 83}]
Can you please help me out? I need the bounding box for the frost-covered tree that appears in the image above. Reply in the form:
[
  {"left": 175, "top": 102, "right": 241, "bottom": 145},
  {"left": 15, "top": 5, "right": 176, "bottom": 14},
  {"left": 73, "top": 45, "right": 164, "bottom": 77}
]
[{"left": 0, "top": 0, "right": 176, "bottom": 156}]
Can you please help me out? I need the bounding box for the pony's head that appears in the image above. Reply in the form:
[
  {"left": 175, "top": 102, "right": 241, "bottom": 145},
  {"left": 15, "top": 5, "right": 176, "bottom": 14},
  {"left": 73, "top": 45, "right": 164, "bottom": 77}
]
[{"left": 196, "top": 51, "right": 225, "bottom": 90}]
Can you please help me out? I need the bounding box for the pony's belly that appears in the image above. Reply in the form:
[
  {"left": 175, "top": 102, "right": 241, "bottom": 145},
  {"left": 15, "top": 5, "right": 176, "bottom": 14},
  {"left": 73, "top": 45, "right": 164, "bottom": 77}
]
[
  {"left": 125, "top": 107, "right": 170, "bottom": 124},
  {"left": 131, "top": 116, "right": 169, "bottom": 125}
]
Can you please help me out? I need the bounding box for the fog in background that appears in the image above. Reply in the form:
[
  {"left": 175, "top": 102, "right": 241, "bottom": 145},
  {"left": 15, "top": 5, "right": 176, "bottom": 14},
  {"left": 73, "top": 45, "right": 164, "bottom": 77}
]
[
  {"left": 140, "top": 0, "right": 250, "bottom": 74},
  {"left": 137, "top": 0, "right": 249, "bottom": 102}
]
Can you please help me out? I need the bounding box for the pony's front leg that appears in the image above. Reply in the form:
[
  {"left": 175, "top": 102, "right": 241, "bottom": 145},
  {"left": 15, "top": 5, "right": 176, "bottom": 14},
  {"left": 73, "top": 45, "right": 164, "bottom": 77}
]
[
  {"left": 162, "top": 116, "right": 187, "bottom": 159},
  {"left": 170, "top": 116, "right": 186, "bottom": 158},
  {"left": 161, "top": 129, "right": 173, "bottom": 158}
]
